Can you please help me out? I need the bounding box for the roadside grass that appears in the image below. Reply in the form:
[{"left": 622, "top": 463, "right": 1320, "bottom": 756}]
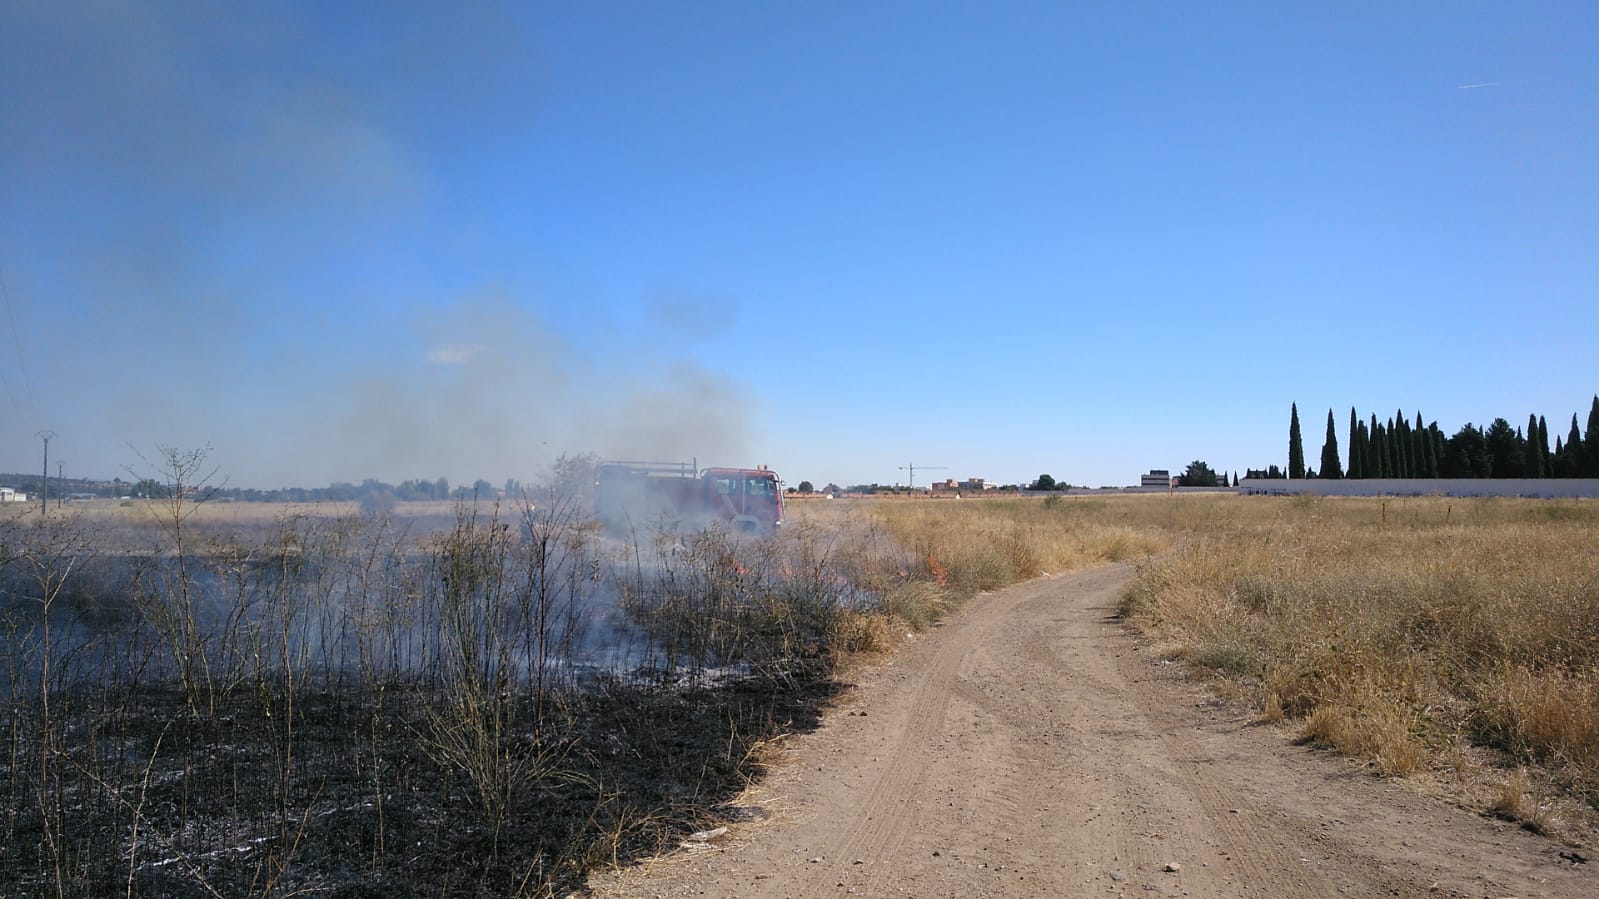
[
  {"left": 1116, "top": 495, "right": 1599, "bottom": 836},
  {"left": 792, "top": 496, "right": 1173, "bottom": 651}
]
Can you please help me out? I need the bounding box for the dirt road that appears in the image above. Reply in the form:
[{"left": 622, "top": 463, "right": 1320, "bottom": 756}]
[{"left": 588, "top": 564, "right": 1592, "bottom": 898}]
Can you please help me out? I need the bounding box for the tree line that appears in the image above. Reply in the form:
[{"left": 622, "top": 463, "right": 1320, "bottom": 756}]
[
  {"left": 1284, "top": 395, "right": 1599, "bottom": 480},
  {"left": 3, "top": 475, "right": 521, "bottom": 504}
]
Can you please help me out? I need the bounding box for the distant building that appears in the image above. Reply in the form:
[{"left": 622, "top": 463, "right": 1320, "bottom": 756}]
[
  {"left": 1139, "top": 470, "right": 1172, "bottom": 489},
  {"left": 0, "top": 487, "right": 26, "bottom": 503}
]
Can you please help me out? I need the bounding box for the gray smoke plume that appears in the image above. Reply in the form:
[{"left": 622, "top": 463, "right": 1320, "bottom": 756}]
[{"left": 293, "top": 293, "right": 754, "bottom": 487}]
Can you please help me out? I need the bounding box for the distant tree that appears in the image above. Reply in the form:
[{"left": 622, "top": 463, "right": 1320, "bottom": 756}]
[
  {"left": 544, "top": 452, "right": 599, "bottom": 502},
  {"left": 1564, "top": 414, "right": 1587, "bottom": 477},
  {"left": 503, "top": 477, "right": 523, "bottom": 497},
  {"left": 1419, "top": 407, "right": 1432, "bottom": 473},
  {"left": 1484, "top": 418, "right": 1524, "bottom": 478},
  {"left": 1347, "top": 408, "right": 1363, "bottom": 479},
  {"left": 823, "top": 483, "right": 842, "bottom": 496},
  {"left": 359, "top": 487, "right": 396, "bottom": 518},
  {"left": 1536, "top": 416, "right": 1550, "bottom": 477},
  {"left": 1524, "top": 414, "right": 1545, "bottom": 478},
  {"left": 797, "top": 480, "right": 815, "bottom": 494},
  {"left": 1362, "top": 419, "right": 1375, "bottom": 476},
  {"left": 1395, "top": 411, "right": 1412, "bottom": 478},
  {"left": 1367, "top": 414, "right": 1381, "bottom": 477},
  {"left": 1030, "top": 474, "right": 1057, "bottom": 491},
  {"left": 1587, "top": 396, "right": 1599, "bottom": 476},
  {"left": 1387, "top": 417, "right": 1402, "bottom": 477},
  {"left": 1441, "top": 424, "right": 1491, "bottom": 478},
  {"left": 1288, "top": 403, "right": 1305, "bottom": 479},
  {"left": 1318, "top": 409, "right": 1342, "bottom": 479},
  {"left": 1178, "top": 460, "right": 1219, "bottom": 487},
  {"left": 1418, "top": 414, "right": 1438, "bottom": 477},
  {"left": 1232, "top": 471, "right": 1239, "bottom": 487},
  {"left": 1388, "top": 417, "right": 1400, "bottom": 476}
]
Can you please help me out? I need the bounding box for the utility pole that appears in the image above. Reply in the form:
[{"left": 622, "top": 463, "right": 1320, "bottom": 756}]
[
  {"left": 898, "top": 462, "right": 948, "bottom": 491},
  {"left": 57, "top": 461, "right": 64, "bottom": 508},
  {"left": 36, "top": 430, "right": 56, "bottom": 517}
]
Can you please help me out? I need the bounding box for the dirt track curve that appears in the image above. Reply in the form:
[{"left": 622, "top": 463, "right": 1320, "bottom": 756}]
[{"left": 587, "top": 564, "right": 1593, "bottom": 898}]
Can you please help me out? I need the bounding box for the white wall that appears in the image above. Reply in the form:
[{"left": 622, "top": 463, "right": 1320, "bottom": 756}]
[{"left": 1237, "top": 479, "right": 1599, "bottom": 499}]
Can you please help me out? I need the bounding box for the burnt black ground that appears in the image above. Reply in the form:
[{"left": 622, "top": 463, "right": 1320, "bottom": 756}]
[{"left": 2, "top": 665, "right": 841, "bottom": 897}]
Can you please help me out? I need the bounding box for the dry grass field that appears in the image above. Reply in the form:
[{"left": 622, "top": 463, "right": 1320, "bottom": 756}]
[
  {"left": 823, "top": 493, "right": 1597, "bottom": 837},
  {"left": 34, "top": 492, "right": 1599, "bottom": 812},
  {"left": 2, "top": 491, "right": 1592, "bottom": 895},
  {"left": 1113, "top": 494, "right": 1599, "bottom": 833}
]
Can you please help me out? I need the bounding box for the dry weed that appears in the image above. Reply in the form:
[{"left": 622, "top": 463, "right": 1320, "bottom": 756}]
[{"left": 1488, "top": 769, "right": 1557, "bottom": 834}]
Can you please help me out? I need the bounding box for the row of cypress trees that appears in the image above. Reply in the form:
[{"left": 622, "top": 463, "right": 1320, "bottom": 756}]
[{"left": 1287, "top": 396, "right": 1599, "bottom": 479}]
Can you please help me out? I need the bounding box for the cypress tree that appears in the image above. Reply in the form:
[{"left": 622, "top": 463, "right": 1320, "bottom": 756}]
[
  {"left": 1432, "top": 419, "right": 1445, "bottom": 476},
  {"left": 1396, "top": 411, "right": 1412, "bottom": 478},
  {"left": 1288, "top": 403, "right": 1305, "bottom": 479},
  {"left": 1374, "top": 420, "right": 1390, "bottom": 478},
  {"left": 1537, "top": 416, "right": 1550, "bottom": 477},
  {"left": 1319, "top": 409, "right": 1343, "bottom": 479},
  {"left": 1567, "top": 415, "right": 1587, "bottom": 477},
  {"left": 1587, "top": 396, "right": 1599, "bottom": 476},
  {"left": 1358, "top": 420, "right": 1371, "bottom": 477},
  {"left": 1387, "top": 417, "right": 1401, "bottom": 477},
  {"left": 1368, "top": 414, "right": 1382, "bottom": 477},
  {"left": 1525, "top": 413, "right": 1544, "bottom": 477},
  {"left": 1412, "top": 412, "right": 1428, "bottom": 478},
  {"left": 1347, "top": 407, "right": 1361, "bottom": 478}
]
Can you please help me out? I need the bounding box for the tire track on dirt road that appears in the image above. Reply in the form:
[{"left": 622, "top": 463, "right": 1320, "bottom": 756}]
[{"left": 816, "top": 567, "right": 1055, "bottom": 896}]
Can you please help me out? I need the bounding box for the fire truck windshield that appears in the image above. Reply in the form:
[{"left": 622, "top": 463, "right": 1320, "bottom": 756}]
[{"left": 745, "top": 477, "right": 776, "bottom": 498}]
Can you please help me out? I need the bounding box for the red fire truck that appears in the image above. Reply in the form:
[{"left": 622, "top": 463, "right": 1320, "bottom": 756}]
[{"left": 595, "top": 461, "right": 784, "bottom": 533}]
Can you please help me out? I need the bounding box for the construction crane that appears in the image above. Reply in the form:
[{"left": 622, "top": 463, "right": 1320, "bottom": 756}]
[{"left": 899, "top": 462, "right": 948, "bottom": 490}]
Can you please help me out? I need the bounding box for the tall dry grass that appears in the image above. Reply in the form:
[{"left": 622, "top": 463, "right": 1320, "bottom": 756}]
[
  {"left": 785, "top": 495, "right": 1176, "bottom": 650},
  {"left": 1118, "top": 495, "right": 1599, "bottom": 812}
]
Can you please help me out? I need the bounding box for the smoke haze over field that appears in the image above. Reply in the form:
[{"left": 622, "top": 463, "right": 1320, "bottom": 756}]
[
  {"left": 3, "top": 3, "right": 1594, "bottom": 489},
  {"left": 288, "top": 295, "right": 753, "bottom": 487},
  {"left": 0, "top": 4, "right": 750, "bottom": 488}
]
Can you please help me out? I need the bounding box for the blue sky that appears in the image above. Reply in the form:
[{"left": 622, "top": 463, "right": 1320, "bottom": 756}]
[{"left": 1, "top": 1, "right": 1594, "bottom": 490}]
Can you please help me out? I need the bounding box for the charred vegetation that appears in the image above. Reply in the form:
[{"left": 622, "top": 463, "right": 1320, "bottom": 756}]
[{"left": 0, "top": 486, "right": 855, "bottom": 897}]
